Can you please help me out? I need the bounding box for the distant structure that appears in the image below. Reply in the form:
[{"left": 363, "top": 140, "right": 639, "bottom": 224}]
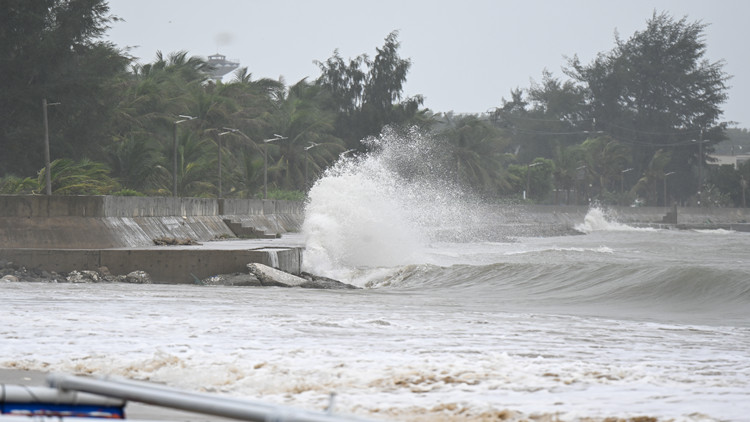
[{"left": 206, "top": 54, "right": 239, "bottom": 82}]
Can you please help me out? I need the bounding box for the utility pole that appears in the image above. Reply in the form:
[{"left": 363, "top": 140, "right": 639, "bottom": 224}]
[
  {"left": 525, "top": 162, "right": 541, "bottom": 200},
  {"left": 698, "top": 128, "right": 704, "bottom": 196},
  {"left": 42, "top": 98, "right": 60, "bottom": 195},
  {"left": 173, "top": 115, "right": 196, "bottom": 197}
]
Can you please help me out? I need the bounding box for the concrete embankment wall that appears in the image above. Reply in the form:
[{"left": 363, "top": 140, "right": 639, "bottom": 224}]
[
  {"left": 0, "top": 196, "right": 304, "bottom": 249},
  {"left": 2, "top": 247, "right": 302, "bottom": 284},
  {"left": 0, "top": 196, "right": 305, "bottom": 282},
  {"left": 508, "top": 205, "right": 749, "bottom": 226}
]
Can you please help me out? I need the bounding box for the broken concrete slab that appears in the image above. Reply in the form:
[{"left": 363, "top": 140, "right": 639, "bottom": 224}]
[{"left": 247, "top": 263, "right": 306, "bottom": 287}]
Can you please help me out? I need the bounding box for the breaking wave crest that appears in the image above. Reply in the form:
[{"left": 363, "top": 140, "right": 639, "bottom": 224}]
[
  {"left": 574, "top": 206, "right": 653, "bottom": 233},
  {"left": 302, "top": 127, "right": 481, "bottom": 278},
  {"left": 363, "top": 259, "right": 750, "bottom": 317}
]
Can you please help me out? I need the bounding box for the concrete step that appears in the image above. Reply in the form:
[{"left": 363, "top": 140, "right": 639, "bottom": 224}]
[{"left": 222, "top": 219, "right": 279, "bottom": 239}]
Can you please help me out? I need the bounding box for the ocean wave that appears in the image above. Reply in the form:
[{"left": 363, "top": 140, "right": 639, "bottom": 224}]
[
  {"left": 363, "top": 260, "right": 750, "bottom": 316},
  {"left": 575, "top": 207, "right": 656, "bottom": 233}
]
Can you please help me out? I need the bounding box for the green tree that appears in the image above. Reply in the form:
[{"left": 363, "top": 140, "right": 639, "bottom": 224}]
[
  {"left": 492, "top": 73, "right": 588, "bottom": 164},
  {"left": 633, "top": 149, "right": 672, "bottom": 205},
  {"left": 315, "top": 31, "right": 424, "bottom": 148},
  {"left": 266, "top": 79, "right": 342, "bottom": 192},
  {"left": 580, "top": 136, "right": 631, "bottom": 200},
  {"left": 0, "top": 0, "right": 130, "bottom": 176},
  {"left": 550, "top": 144, "right": 589, "bottom": 205},
  {"left": 565, "top": 12, "right": 730, "bottom": 202},
  {"left": 435, "top": 113, "right": 513, "bottom": 196},
  {"left": 37, "top": 158, "right": 119, "bottom": 195}
]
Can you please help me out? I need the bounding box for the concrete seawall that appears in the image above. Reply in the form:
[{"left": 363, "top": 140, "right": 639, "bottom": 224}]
[
  {"left": 0, "top": 196, "right": 304, "bottom": 248},
  {"left": 1, "top": 195, "right": 748, "bottom": 283},
  {"left": 501, "top": 204, "right": 749, "bottom": 227},
  {"left": 1, "top": 247, "right": 302, "bottom": 284},
  {"left": 0, "top": 195, "right": 305, "bottom": 282}
]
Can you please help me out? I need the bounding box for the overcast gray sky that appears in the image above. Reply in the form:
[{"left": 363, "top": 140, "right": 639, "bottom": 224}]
[{"left": 105, "top": 0, "right": 749, "bottom": 127}]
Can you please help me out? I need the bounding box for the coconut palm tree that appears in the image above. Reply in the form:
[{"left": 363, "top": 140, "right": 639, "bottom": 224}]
[
  {"left": 267, "top": 79, "right": 343, "bottom": 192},
  {"left": 633, "top": 149, "right": 672, "bottom": 205},
  {"left": 580, "top": 136, "right": 631, "bottom": 197},
  {"left": 37, "top": 158, "right": 119, "bottom": 195},
  {"left": 437, "top": 114, "right": 513, "bottom": 196}
]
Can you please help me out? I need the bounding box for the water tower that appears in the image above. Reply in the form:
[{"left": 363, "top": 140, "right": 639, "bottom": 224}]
[{"left": 206, "top": 54, "right": 239, "bottom": 82}]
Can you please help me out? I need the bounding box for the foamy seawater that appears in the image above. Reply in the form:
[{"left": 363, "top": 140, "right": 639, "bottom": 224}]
[
  {"left": 3, "top": 229, "right": 749, "bottom": 422},
  {"left": 3, "top": 130, "right": 750, "bottom": 421}
]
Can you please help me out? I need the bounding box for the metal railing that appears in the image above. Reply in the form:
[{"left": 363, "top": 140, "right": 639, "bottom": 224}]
[{"left": 43, "top": 373, "right": 383, "bottom": 422}]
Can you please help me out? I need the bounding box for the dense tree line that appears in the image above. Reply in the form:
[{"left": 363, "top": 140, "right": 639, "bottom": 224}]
[{"left": 1, "top": 2, "right": 746, "bottom": 206}]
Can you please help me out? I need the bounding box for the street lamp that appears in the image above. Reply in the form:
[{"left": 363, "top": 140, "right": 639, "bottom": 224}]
[
  {"left": 262, "top": 134, "right": 287, "bottom": 199},
  {"left": 215, "top": 128, "right": 237, "bottom": 199},
  {"left": 304, "top": 142, "right": 319, "bottom": 191},
  {"left": 576, "top": 165, "right": 587, "bottom": 205},
  {"left": 620, "top": 168, "right": 633, "bottom": 195},
  {"left": 173, "top": 114, "right": 196, "bottom": 197},
  {"left": 692, "top": 128, "right": 705, "bottom": 197},
  {"left": 664, "top": 171, "right": 675, "bottom": 207},
  {"left": 525, "top": 162, "right": 542, "bottom": 200},
  {"left": 42, "top": 98, "right": 60, "bottom": 195}
]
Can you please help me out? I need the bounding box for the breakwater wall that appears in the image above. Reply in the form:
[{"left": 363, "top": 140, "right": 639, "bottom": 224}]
[
  {"left": 0, "top": 195, "right": 304, "bottom": 249},
  {"left": 1, "top": 247, "right": 302, "bottom": 284},
  {"left": 502, "top": 204, "right": 749, "bottom": 226},
  {"left": 0, "top": 195, "right": 305, "bottom": 282}
]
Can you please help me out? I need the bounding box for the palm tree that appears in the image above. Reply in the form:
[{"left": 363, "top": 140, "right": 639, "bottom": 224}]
[
  {"left": 633, "top": 149, "right": 672, "bottom": 205},
  {"left": 105, "top": 135, "right": 162, "bottom": 192},
  {"left": 437, "top": 114, "right": 513, "bottom": 196},
  {"left": 37, "top": 158, "right": 119, "bottom": 195},
  {"left": 152, "top": 130, "right": 214, "bottom": 197},
  {"left": 267, "top": 79, "right": 343, "bottom": 192},
  {"left": 580, "top": 136, "right": 631, "bottom": 197}
]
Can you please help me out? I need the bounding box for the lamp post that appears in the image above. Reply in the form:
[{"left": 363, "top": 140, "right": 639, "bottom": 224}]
[
  {"left": 42, "top": 98, "right": 60, "bottom": 195},
  {"left": 215, "top": 129, "right": 237, "bottom": 199},
  {"left": 304, "top": 142, "right": 319, "bottom": 191},
  {"left": 664, "top": 171, "right": 675, "bottom": 207},
  {"left": 741, "top": 176, "right": 747, "bottom": 209},
  {"left": 620, "top": 168, "right": 633, "bottom": 194},
  {"left": 525, "top": 162, "right": 542, "bottom": 200},
  {"left": 693, "top": 128, "right": 705, "bottom": 197},
  {"left": 219, "top": 127, "right": 252, "bottom": 198},
  {"left": 576, "top": 165, "right": 587, "bottom": 205},
  {"left": 263, "top": 134, "right": 287, "bottom": 199},
  {"left": 620, "top": 168, "right": 633, "bottom": 206},
  {"left": 173, "top": 115, "right": 196, "bottom": 197}
]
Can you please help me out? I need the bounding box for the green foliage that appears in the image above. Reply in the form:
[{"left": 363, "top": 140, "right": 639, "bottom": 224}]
[
  {"left": 434, "top": 114, "right": 513, "bottom": 196},
  {"left": 38, "top": 158, "right": 120, "bottom": 195},
  {"left": 632, "top": 149, "right": 673, "bottom": 205},
  {"left": 0, "top": 175, "right": 41, "bottom": 194},
  {"left": 315, "top": 31, "right": 424, "bottom": 148},
  {"left": 707, "top": 161, "right": 750, "bottom": 207},
  {"left": 564, "top": 11, "right": 729, "bottom": 201},
  {"left": 265, "top": 189, "right": 306, "bottom": 201},
  {"left": 112, "top": 189, "right": 145, "bottom": 197},
  {"left": 1, "top": 5, "right": 743, "bottom": 206},
  {"left": 0, "top": 0, "right": 130, "bottom": 175}
]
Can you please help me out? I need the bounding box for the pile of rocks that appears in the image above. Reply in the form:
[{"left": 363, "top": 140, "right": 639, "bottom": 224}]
[
  {"left": 0, "top": 260, "right": 358, "bottom": 289},
  {"left": 0, "top": 260, "right": 152, "bottom": 284},
  {"left": 153, "top": 237, "right": 201, "bottom": 246}
]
